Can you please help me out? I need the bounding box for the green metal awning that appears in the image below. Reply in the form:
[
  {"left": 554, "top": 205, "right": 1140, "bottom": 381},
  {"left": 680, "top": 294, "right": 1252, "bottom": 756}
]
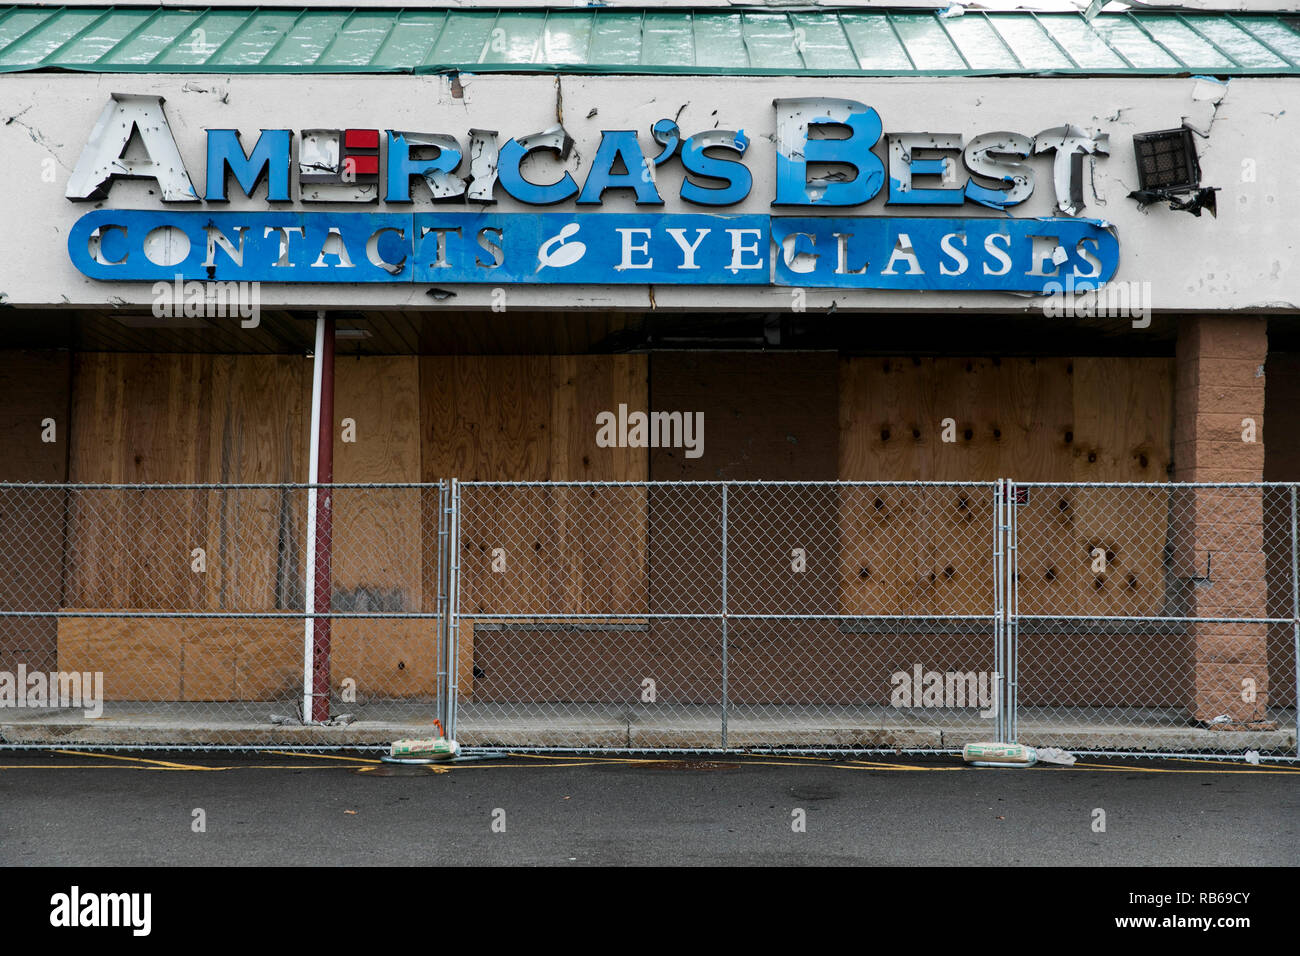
[{"left": 2, "top": 5, "right": 1300, "bottom": 76}]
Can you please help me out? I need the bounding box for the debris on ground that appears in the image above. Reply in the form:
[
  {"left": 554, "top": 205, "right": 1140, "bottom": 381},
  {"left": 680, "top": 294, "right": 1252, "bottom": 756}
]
[{"left": 962, "top": 742, "right": 1076, "bottom": 768}]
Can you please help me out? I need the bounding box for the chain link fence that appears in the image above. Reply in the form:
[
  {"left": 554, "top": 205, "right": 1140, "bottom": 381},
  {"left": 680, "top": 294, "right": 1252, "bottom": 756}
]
[
  {"left": 0, "top": 482, "right": 453, "bottom": 749},
  {"left": 1010, "top": 482, "right": 1298, "bottom": 757},
  {"left": 453, "top": 480, "right": 1297, "bottom": 758},
  {"left": 453, "top": 481, "right": 1007, "bottom": 751},
  {"left": 1, "top": 480, "right": 1296, "bottom": 757}
]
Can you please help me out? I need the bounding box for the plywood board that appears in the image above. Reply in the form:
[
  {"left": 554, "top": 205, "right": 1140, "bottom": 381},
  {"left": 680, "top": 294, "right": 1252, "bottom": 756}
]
[
  {"left": 549, "top": 356, "right": 649, "bottom": 614},
  {"left": 930, "top": 358, "right": 1002, "bottom": 482},
  {"left": 423, "top": 356, "right": 650, "bottom": 696},
  {"left": 57, "top": 615, "right": 300, "bottom": 702},
  {"left": 330, "top": 617, "right": 441, "bottom": 698},
  {"left": 200, "top": 355, "right": 308, "bottom": 614},
  {"left": 332, "top": 356, "right": 422, "bottom": 612},
  {"left": 65, "top": 354, "right": 309, "bottom": 614},
  {"left": 66, "top": 355, "right": 204, "bottom": 611},
  {"left": 926, "top": 485, "right": 996, "bottom": 616},
  {"left": 838, "top": 357, "right": 933, "bottom": 614},
  {"left": 422, "top": 356, "right": 551, "bottom": 636},
  {"left": 647, "top": 352, "right": 836, "bottom": 620},
  {"left": 457, "top": 617, "right": 474, "bottom": 700},
  {"left": 839, "top": 356, "right": 935, "bottom": 482},
  {"left": 1072, "top": 358, "right": 1174, "bottom": 483},
  {"left": 838, "top": 486, "right": 929, "bottom": 615},
  {"left": 420, "top": 355, "right": 552, "bottom": 482},
  {"left": 839, "top": 355, "right": 1174, "bottom": 618},
  {"left": 1068, "top": 358, "right": 1175, "bottom": 616},
  {"left": 997, "top": 358, "right": 1075, "bottom": 481}
]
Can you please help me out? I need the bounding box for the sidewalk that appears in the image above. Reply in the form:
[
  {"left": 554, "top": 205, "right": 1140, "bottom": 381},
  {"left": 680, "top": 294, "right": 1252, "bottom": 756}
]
[{"left": 2, "top": 700, "right": 1293, "bottom": 754}]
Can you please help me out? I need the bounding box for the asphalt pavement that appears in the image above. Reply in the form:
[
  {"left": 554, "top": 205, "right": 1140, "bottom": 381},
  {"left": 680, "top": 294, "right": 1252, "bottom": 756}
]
[{"left": 1, "top": 751, "right": 1297, "bottom": 867}]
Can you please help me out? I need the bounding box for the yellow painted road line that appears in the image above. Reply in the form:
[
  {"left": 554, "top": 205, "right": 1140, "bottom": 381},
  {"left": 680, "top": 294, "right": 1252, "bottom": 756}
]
[
  {"left": 448, "top": 760, "right": 613, "bottom": 770},
  {"left": 4, "top": 761, "right": 1288, "bottom": 774},
  {"left": 847, "top": 758, "right": 953, "bottom": 770},
  {"left": 734, "top": 753, "right": 835, "bottom": 762},
  {"left": 353, "top": 760, "right": 613, "bottom": 772},
  {"left": 250, "top": 764, "right": 374, "bottom": 770},
  {"left": 0, "top": 763, "right": 360, "bottom": 771},
  {"left": 262, "top": 750, "right": 382, "bottom": 764},
  {"left": 1070, "top": 761, "right": 1300, "bottom": 775},
  {"left": 731, "top": 758, "right": 843, "bottom": 768},
  {"left": 1157, "top": 755, "right": 1298, "bottom": 770},
  {"left": 5, "top": 750, "right": 1294, "bottom": 774},
  {"left": 490, "top": 755, "right": 834, "bottom": 769},
  {"left": 0, "top": 764, "right": 173, "bottom": 770},
  {"left": 504, "top": 753, "right": 656, "bottom": 762},
  {"left": 52, "top": 749, "right": 225, "bottom": 771},
  {"left": 839, "top": 761, "right": 963, "bottom": 771}
]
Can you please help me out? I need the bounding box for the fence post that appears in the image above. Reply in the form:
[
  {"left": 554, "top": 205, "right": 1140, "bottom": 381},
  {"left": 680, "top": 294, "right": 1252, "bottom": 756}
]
[
  {"left": 721, "top": 482, "right": 729, "bottom": 751},
  {"left": 993, "top": 480, "right": 1004, "bottom": 743},
  {"left": 302, "top": 313, "right": 335, "bottom": 725},
  {"left": 448, "top": 478, "right": 462, "bottom": 742},
  {"left": 1292, "top": 484, "right": 1299, "bottom": 759},
  {"left": 1008, "top": 480, "right": 1020, "bottom": 743},
  {"left": 436, "top": 480, "right": 449, "bottom": 736}
]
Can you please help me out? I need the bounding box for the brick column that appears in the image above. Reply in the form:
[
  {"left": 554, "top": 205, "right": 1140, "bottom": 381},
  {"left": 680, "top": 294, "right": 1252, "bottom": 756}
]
[{"left": 1173, "top": 315, "right": 1270, "bottom": 725}]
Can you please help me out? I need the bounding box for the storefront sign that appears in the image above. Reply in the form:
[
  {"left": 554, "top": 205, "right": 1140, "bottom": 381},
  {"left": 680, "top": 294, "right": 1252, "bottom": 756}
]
[
  {"left": 64, "top": 93, "right": 1121, "bottom": 291},
  {"left": 68, "top": 210, "right": 1117, "bottom": 292}
]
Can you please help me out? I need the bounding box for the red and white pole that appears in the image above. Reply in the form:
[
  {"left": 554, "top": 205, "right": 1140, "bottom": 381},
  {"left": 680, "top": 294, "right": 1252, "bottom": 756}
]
[{"left": 302, "top": 312, "right": 335, "bottom": 723}]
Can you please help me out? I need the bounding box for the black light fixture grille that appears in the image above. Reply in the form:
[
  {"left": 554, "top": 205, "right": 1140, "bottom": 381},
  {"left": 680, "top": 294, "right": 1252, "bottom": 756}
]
[{"left": 1132, "top": 128, "right": 1201, "bottom": 192}]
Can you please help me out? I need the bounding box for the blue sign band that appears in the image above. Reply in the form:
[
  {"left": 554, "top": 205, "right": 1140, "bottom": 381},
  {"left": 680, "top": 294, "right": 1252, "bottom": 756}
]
[{"left": 67, "top": 210, "right": 1117, "bottom": 291}]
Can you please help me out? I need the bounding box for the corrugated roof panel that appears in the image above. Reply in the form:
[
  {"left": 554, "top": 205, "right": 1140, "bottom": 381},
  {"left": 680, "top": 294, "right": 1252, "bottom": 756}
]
[
  {"left": 1132, "top": 14, "right": 1236, "bottom": 69},
  {"left": 838, "top": 12, "right": 913, "bottom": 70},
  {"left": 477, "top": 11, "right": 547, "bottom": 64},
  {"left": 987, "top": 14, "right": 1073, "bottom": 70},
  {"left": 538, "top": 11, "right": 594, "bottom": 67},
  {"left": 216, "top": 10, "right": 305, "bottom": 67},
  {"left": 0, "top": 7, "right": 54, "bottom": 46},
  {"left": 1182, "top": 15, "right": 1287, "bottom": 69},
  {"left": 741, "top": 13, "right": 805, "bottom": 70},
  {"left": 315, "top": 11, "right": 403, "bottom": 67},
  {"left": 1035, "top": 15, "right": 1127, "bottom": 69},
  {"left": 1087, "top": 16, "right": 1179, "bottom": 69},
  {"left": 691, "top": 12, "right": 747, "bottom": 70},
  {"left": 1235, "top": 16, "right": 1300, "bottom": 66},
  {"left": 369, "top": 11, "right": 446, "bottom": 70},
  {"left": 787, "top": 13, "right": 859, "bottom": 72},
  {"left": 43, "top": 9, "right": 152, "bottom": 64},
  {"left": 261, "top": 11, "right": 351, "bottom": 68},
  {"left": 148, "top": 11, "right": 247, "bottom": 67},
  {"left": 97, "top": 10, "right": 209, "bottom": 67},
  {"left": 426, "top": 10, "right": 496, "bottom": 66},
  {"left": 890, "top": 13, "right": 966, "bottom": 70},
  {"left": 642, "top": 11, "right": 695, "bottom": 67},
  {"left": 0, "top": 8, "right": 101, "bottom": 66},
  {"left": 585, "top": 11, "right": 643, "bottom": 67},
  {"left": 3, "top": 7, "right": 1300, "bottom": 75},
  {"left": 939, "top": 14, "right": 1026, "bottom": 71}
]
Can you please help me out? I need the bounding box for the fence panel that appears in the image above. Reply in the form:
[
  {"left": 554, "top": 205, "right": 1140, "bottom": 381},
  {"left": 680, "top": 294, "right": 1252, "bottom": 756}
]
[
  {"left": 0, "top": 483, "right": 449, "bottom": 749},
  {"left": 1010, "top": 482, "right": 1297, "bottom": 757},
  {"left": 452, "top": 481, "right": 1006, "bottom": 752}
]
